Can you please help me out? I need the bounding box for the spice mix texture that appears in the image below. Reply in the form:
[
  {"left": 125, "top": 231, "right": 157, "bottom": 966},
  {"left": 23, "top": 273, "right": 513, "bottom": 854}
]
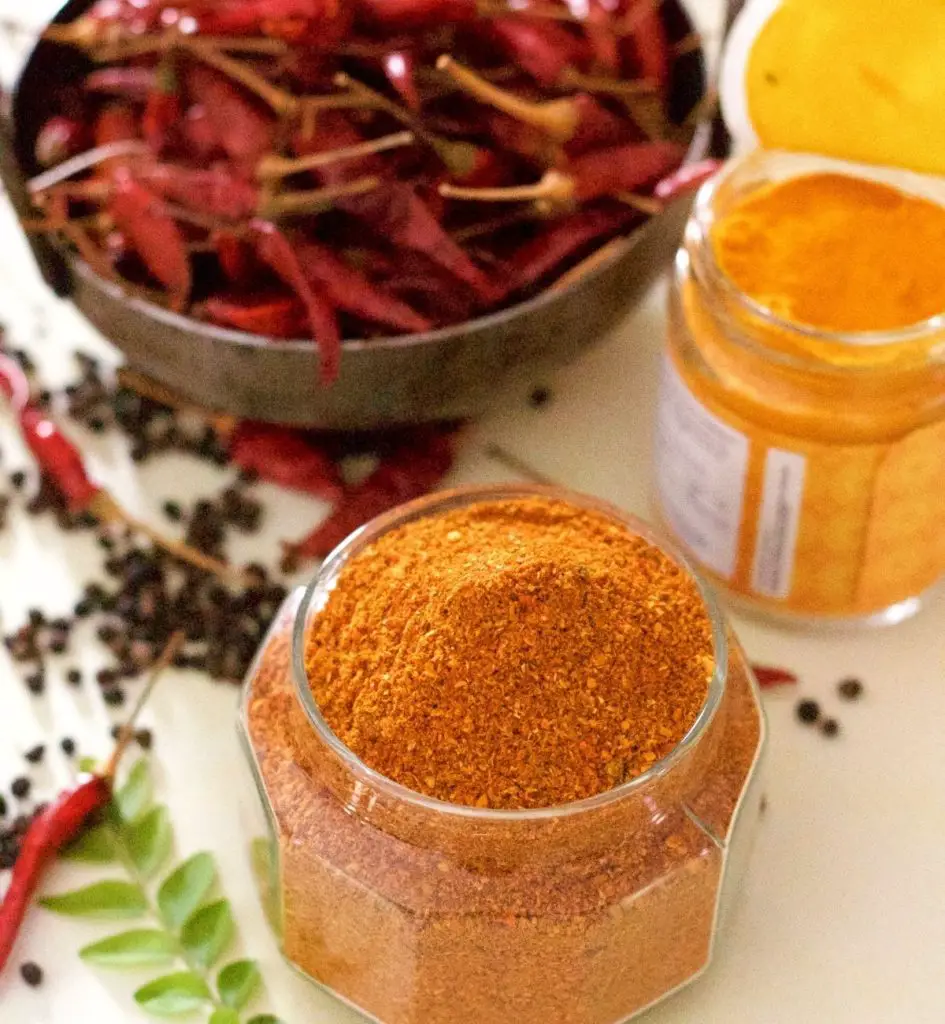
[{"left": 304, "top": 497, "right": 714, "bottom": 809}]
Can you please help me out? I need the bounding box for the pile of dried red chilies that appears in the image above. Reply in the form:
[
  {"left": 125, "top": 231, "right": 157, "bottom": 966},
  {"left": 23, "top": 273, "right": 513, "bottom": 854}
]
[{"left": 29, "top": 0, "right": 705, "bottom": 384}]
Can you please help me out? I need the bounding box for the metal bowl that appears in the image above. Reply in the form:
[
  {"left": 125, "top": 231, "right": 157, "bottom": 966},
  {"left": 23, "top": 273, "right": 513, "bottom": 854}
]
[{"left": 2, "top": 0, "right": 711, "bottom": 429}]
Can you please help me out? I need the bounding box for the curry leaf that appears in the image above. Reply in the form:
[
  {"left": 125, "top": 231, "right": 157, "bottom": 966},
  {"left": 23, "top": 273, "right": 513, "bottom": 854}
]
[
  {"left": 218, "top": 959, "right": 261, "bottom": 1010},
  {"left": 115, "top": 758, "right": 153, "bottom": 823},
  {"left": 134, "top": 971, "right": 212, "bottom": 1016},
  {"left": 126, "top": 806, "right": 173, "bottom": 879},
  {"left": 80, "top": 929, "right": 177, "bottom": 967},
  {"left": 180, "top": 899, "right": 233, "bottom": 969},
  {"left": 40, "top": 880, "right": 147, "bottom": 918},
  {"left": 209, "top": 1010, "right": 241, "bottom": 1024},
  {"left": 158, "top": 852, "right": 216, "bottom": 930},
  {"left": 60, "top": 823, "right": 117, "bottom": 864}
]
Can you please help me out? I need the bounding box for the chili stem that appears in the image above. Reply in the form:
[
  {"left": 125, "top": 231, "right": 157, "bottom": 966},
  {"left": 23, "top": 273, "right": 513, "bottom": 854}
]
[
  {"left": 88, "top": 492, "right": 241, "bottom": 582},
  {"left": 615, "top": 191, "right": 663, "bottom": 216},
  {"left": 672, "top": 31, "right": 702, "bottom": 57},
  {"left": 115, "top": 368, "right": 237, "bottom": 438},
  {"left": 483, "top": 444, "right": 561, "bottom": 487},
  {"left": 560, "top": 68, "right": 656, "bottom": 97},
  {"left": 257, "top": 131, "right": 415, "bottom": 181},
  {"left": 436, "top": 55, "right": 578, "bottom": 143},
  {"left": 184, "top": 40, "right": 297, "bottom": 115},
  {"left": 28, "top": 142, "right": 147, "bottom": 194},
  {"left": 258, "top": 175, "right": 381, "bottom": 218},
  {"left": 440, "top": 170, "right": 574, "bottom": 203},
  {"left": 102, "top": 631, "right": 185, "bottom": 781},
  {"left": 549, "top": 235, "right": 630, "bottom": 292}
]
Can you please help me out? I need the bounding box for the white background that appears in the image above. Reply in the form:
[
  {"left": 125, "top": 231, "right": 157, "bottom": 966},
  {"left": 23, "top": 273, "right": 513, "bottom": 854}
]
[{"left": 1, "top": 1, "right": 944, "bottom": 1021}]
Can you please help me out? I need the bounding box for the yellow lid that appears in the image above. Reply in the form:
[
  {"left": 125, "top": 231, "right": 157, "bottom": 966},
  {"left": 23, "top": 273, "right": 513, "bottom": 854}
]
[{"left": 720, "top": 0, "right": 945, "bottom": 177}]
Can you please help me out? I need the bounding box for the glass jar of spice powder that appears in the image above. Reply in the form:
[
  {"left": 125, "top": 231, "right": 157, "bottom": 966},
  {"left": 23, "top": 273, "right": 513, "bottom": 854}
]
[
  {"left": 655, "top": 150, "right": 945, "bottom": 625},
  {"left": 238, "top": 485, "right": 766, "bottom": 1024}
]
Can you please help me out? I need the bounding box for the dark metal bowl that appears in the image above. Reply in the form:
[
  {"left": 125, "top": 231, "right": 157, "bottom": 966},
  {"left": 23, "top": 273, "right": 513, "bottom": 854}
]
[{"left": 2, "top": 0, "right": 710, "bottom": 429}]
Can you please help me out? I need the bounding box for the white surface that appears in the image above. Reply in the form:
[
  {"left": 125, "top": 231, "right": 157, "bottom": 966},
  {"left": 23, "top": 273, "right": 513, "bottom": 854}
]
[{"left": 2, "top": 2, "right": 945, "bottom": 1022}]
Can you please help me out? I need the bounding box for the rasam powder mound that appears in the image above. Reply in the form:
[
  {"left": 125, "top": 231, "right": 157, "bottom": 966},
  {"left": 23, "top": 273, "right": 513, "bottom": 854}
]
[{"left": 305, "top": 496, "right": 713, "bottom": 809}]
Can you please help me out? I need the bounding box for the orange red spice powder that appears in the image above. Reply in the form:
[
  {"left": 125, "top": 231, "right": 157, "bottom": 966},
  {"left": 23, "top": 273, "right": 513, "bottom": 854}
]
[{"left": 305, "top": 496, "right": 714, "bottom": 809}]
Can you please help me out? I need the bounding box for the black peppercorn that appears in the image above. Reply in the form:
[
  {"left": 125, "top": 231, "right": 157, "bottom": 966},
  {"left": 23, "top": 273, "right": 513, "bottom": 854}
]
[
  {"left": 24, "top": 744, "right": 45, "bottom": 764},
  {"left": 66, "top": 668, "right": 82, "bottom": 686},
  {"left": 135, "top": 728, "right": 153, "bottom": 750},
  {"left": 96, "top": 667, "right": 119, "bottom": 687},
  {"left": 102, "top": 687, "right": 125, "bottom": 707},
  {"left": 25, "top": 672, "right": 45, "bottom": 696},
  {"left": 796, "top": 699, "right": 820, "bottom": 724},
  {"left": 837, "top": 677, "right": 864, "bottom": 701},
  {"left": 162, "top": 500, "right": 184, "bottom": 522},
  {"left": 11, "top": 776, "right": 31, "bottom": 799},
  {"left": 10, "top": 470, "right": 26, "bottom": 490},
  {"left": 528, "top": 386, "right": 552, "bottom": 408},
  {"left": 60, "top": 737, "right": 76, "bottom": 756},
  {"left": 20, "top": 962, "right": 43, "bottom": 987},
  {"left": 0, "top": 794, "right": 7, "bottom": 817},
  {"left": 821, "top": 718, "right": 841, "bottom": 738}
]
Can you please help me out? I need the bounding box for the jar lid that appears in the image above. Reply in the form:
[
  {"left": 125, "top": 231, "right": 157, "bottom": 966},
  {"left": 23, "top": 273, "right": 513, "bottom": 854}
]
[{"left": 719, "top": 0, "right": 945, "bottom": 177}]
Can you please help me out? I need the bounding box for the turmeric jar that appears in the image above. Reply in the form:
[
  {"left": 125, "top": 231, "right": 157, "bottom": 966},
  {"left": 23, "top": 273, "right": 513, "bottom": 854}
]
[
  {"left": 655, "top": 151, "right": 945, "bottom": 625},
  {"left": 238, "top": 485, "right": 766, "bottom": 1024}
]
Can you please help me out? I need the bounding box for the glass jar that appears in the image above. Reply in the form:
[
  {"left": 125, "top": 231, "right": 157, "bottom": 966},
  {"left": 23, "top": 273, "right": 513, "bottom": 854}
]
[
  {"left": 655, "top": 151, "right": 945, "bottom": 626},
  {"left": 238, "top": 485, "right": 766, "bottom": 1024}
]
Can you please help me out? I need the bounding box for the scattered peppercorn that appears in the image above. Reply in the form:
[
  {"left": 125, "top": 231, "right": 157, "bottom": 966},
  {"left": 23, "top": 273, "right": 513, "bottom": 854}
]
[
  {"left": 0, "top": 794, "right": 7, "bottom": 817},
  {"left": 103, "top": 687, "right": 126, "bottom": 707},
  {"left": 135, "top": 728, "right": 153, "bottom": 750},
  {"left": 25, "top": 672, "right": 45, "bottom": 696},
  {"left": 20, "top": 962, "right": 43, "bottom": 987},
  {"left": 66, "top": 668, "right": 82, "bottom": 686},
  {"left": 821, "top": 718, "right": 840, "bottom": 738},
  {"left": 96, "top": 667, "right": 118, "bottom": 687},
  {"left": 27, "top": 609, "right": 44, "bottom": 628},
  {"left": 11, "top": 777, "right": 31, "bottom": 800},
  {"left": 837, "top": 677, "right": 864, "bottom": 701},
  {"left": 10, "top": 470, "right": 26, "bottom": 490},
  {"left": 162, "top": 500, "right": 183, "bottom": 522},
  {"left": 24, "top": 744, "right": 45, "bottom": 764},
  {"left": 528, "top": 385, "right": 552, "bottom": 408},
  {"left": 60, "top": 737, "right": 76, "bottom": 756},
  {"left": 796, "top": 699, "right": 820, "bottom": 724}
]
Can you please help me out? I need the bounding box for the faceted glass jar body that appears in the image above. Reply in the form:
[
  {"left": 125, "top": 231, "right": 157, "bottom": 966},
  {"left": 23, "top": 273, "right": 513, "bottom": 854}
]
[
  {"left": 655, "top": 151, "right": 945, "bottom": 627},
  {"left": 238, "top": 485, "right": 766, "bottom": 1024}
]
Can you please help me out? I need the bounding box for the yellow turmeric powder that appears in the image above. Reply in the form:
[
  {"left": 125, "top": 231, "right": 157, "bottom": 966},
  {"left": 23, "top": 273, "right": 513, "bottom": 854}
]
[
  {"left": 655, "top": 154, "right": 945, "bottom": 623},
  {"left": 711, "top": 173, "right": 945, "bottom": 333}
]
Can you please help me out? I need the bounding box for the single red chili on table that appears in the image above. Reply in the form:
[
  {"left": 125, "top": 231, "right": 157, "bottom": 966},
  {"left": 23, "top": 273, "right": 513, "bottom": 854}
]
[
  {"left": 285, "top": 428, "right": 457, "bottom": 563},
  {"left": 0, "top": 357, "right": 236, "bottom": 579},
  {"left": 226, "top": 421, "right": 344, "bottom": 501},
  {"left": 0, "top": 633, "right": 184, "bottom": 976},
  {"left": 751, "top": 665, "right": 799, "bottom": 689}
]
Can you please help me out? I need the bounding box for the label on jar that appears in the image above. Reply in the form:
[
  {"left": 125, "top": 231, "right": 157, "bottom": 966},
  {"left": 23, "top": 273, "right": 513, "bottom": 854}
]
[
  {"left": 750, "top": 448, "right": 806, "bottom": 598},
  {"left": 654, "top": 354, "right": 749, "bottom": 579},
  {"left": 655, "top": 350, "right": 945, "bottom": 618}
]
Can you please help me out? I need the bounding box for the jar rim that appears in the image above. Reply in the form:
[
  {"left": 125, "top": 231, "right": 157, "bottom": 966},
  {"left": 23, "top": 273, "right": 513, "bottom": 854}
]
[
  {"left": 290, "top": 483, "right": 728, "bottom": 822},
  {"left": 691, "top": 149, "right": 945, "bottom": 359}
]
